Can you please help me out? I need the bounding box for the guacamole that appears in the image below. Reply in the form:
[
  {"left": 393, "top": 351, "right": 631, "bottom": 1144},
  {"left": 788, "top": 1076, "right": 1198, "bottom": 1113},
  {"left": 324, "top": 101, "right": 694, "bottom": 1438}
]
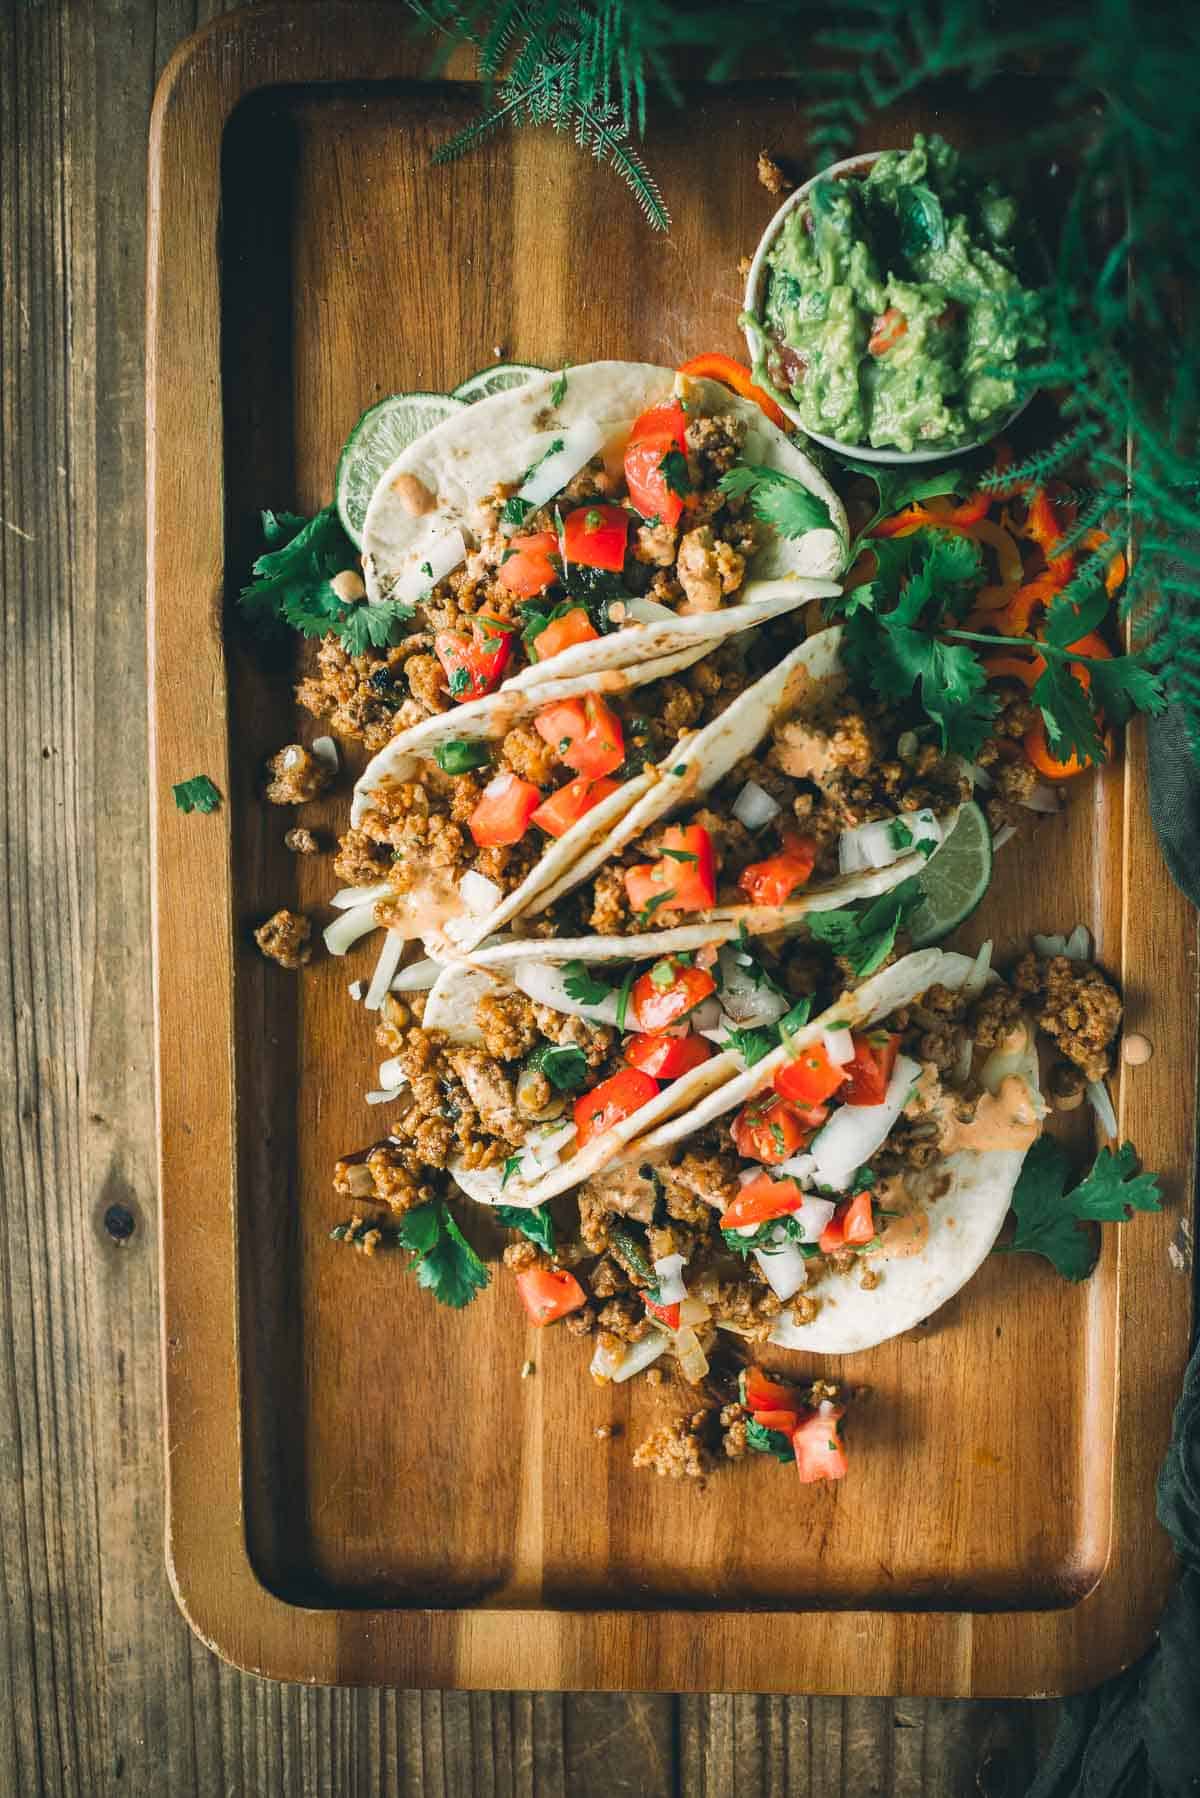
[{"left": 750, "top": 134, "right": 1044, "bottom": 453}]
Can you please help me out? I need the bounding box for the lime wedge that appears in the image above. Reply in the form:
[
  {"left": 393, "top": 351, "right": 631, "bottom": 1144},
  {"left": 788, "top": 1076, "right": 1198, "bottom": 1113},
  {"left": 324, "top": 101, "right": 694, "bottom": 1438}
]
[
  {"left": 906, "top": 800, "right": 994, "bottom": 947},
  {"left": 452, "top": 362, "right": 548, "bottom": 405},
  {"left": 335, "top": 392, "right": 466, "bottom": 546}
]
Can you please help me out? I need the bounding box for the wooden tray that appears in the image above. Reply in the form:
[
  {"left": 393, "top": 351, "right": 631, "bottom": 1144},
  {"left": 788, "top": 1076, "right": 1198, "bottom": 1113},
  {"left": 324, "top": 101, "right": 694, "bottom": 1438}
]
[{"left": 148, "top": 1, "right": 1198, "bottom": 1693}]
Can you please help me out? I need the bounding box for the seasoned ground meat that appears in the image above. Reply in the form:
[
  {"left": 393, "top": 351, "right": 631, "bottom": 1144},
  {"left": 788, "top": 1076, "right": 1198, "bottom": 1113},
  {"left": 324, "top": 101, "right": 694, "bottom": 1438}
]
[
  {"left": 588, "top": 865, "right": 631, "bottom": 935},
  {"left": 500, "top": 723, "right": 558, "bottom": 786},
  {"left": 719, "top": 1402, "right": 751, "bottom": 1458},
  {"left": 296, "top": 633, "right": 439, "bottom": 749},
  {"left": 333, "top": 827, "right": 391, "bottom": 887},
  {"left": 265, "top": 744, "right": 333, "bottom": 806},
  {"left": 684, "top": 412, "right": 745, "bottom": 482},
  {"left": 659, "top": 680, "right": 706, "bottom": 736},
  {"left": 1013, "top": 952, "right": 1122, "bottom": 1082},
  {"left": 589, "top": 1255, "right": 629, "bottom": 1298},
  {"left": 531, "top": 1006, "right": 615, "bottom": 1068},
  {"left": 596, "top": 1296, "right": 652, "bottom": 1346},
  {"left": 445, "top": 1047, "right": 525, "bottom": 1145},
  {"left": 647, "top": 1221, "right": 696, "bottom": 1263},
  {"left": 757, "top": 148, "right": 793, "bottom": 194},
  {"left": 634, "top": 519, "right": 678, "bottom": 566},
  {"left": 985, "top": 756, "right": 1039, "bottom": 832},
  {"left": 968, "top": 983, "right": 1025, "bottom": 1049},
  {"left": 578, "top": 1190, "right": 613, "bottom": 1255},
  {"left": 564, "top": 1303, "right": 597, "bottom": 1336},
  {"left": 632, "top": 1411, "right": 714, "bottom": 1480},
  {"left": 254, "top": 908, "right": 312, "bottom": 968},
  {"left": 476, "top": 990, "right": 540, "bottom": 1061},
  {"left": 405, "top": 653, "right": 450, "bottom": 714},
  {"left": 284, "top": 826, "right": 320, "bottom": 855},
  {"left": 332, "top": 1144, "right": 430, "bottom": 1214},
  {"left": 502, "top": 1239, "right": 545, "bottom": 1273},
  {"left": 660, "top": 1150, "right": 739, "bottom": 1221},
  {"left": 675, "top": 525, "right": 745, "bottom": 613},
  {"left": 702, "top": 1278, "right": 783, "bottom": 1342}
]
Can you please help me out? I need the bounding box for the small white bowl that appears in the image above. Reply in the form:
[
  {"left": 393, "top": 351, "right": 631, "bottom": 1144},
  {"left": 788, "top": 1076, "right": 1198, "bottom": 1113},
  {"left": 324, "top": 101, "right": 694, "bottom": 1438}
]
[{"left": 742, "top": 149, "right": 1032, "bottom": 466}]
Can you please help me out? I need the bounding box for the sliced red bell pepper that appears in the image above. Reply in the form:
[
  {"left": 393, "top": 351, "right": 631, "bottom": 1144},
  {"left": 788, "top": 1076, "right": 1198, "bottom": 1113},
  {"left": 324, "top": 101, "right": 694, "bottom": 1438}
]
[
  {"left": 730, "top": 1096, "right": 814, "bottom": 1165},
  {"left": 743, "top": 1365, "right": 805, "bottom": 1417},
  {"left": 530, "top": 775, "right": 619, "bottom": 838},
  {"left": 792, "top": 1406, "right": 848, "bottom": 1483},
  {"left": 467, "top": 771, "right": 543, "bottom": 847},
  {"left": 841, "top": 1032, "right": 900, "bottom": 1106},
  {"left": 774, "top": 1041, "right": 847, "bottom": 1107},
  {"left": 719, "top": 1172, "right": 807, "bottom": 1231},
  {"left": 624, "top": 1032, "right": 714, "bottom": 1080},
  {"left": 573, "top": 1067, "right": 659, "bottom": 1148},
  {"left": 434, "top": 617, "right": 516, "bottom": 702},
  {"left": 534, "top": 694, "right": 625, "bottom": 780},
  {"left": 562, "top": 503, "right": 629, "bottom": 572},
  {"left": 629, "top": 957, "right": 716, "bottom": 1033},
  {"left": 676, "top": 353, "right": 789, "bottom": 431},
  {"left": 515, "top": 1266, "right": 587, "bottom": 1326},
  {"left": 737, "top": 842, "right": 816, "bottom": 907},
  {"left": 498, "top": 530, "right": 559, "bottom": 598},
  {"left": 623, "top": 400, "right": 689, "bottom": 530}
]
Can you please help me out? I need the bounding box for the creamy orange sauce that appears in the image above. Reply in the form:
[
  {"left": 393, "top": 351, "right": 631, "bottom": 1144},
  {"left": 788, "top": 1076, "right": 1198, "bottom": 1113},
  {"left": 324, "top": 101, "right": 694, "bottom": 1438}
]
[
  {"left": 391, "top": 471, "right": 437, "bottom": 515},
  {"left": 771, "top": 718, "right": 845, "bottom": 784},
  {"left": 936, "top": 1075, "right": 1041, "bottom": 1154},
  {"left": 875, "top": 1178, "right": 930, "bottom": 1260}
]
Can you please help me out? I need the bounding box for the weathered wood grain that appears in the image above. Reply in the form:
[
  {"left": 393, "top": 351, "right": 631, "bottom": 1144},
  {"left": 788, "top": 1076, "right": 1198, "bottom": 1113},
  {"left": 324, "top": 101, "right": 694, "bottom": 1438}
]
[{"left": 9, "top": 0, "right": 1181, "bottom": 1786}]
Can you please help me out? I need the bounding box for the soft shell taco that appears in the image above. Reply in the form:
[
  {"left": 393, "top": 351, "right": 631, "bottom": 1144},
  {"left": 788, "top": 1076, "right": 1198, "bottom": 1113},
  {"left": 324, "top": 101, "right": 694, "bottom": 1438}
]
[{"left": 359, "top": 360, "right": 847, "bottom": 698}]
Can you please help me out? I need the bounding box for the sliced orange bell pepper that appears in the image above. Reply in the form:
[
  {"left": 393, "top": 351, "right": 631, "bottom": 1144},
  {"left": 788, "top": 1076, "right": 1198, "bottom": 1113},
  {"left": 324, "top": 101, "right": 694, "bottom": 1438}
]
[{"left": 676, "top": 353, "right": 789, "bottom": 431}]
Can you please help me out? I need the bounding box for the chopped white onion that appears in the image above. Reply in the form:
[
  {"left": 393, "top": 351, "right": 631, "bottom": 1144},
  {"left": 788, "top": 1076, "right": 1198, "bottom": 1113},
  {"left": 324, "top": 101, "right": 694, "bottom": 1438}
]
[
  {"left": 823, "top": 1026, "right": 855, "bottom": 1066},
  {"left": 323, "top": 902, "right": 383, "bottom": 956},
  {"left": 732, "top": 780, "right": 781, "bottom": 832},
  {"left": 716, "top": 947, "right": 788, "bottom": 1027},
  {"left": 528, "top": 1120, "right": 578, "bottom": 1165},
  {"left": 330, "top": 880, "right": 394, "bottom": 911},
  {"left": 364, "top": 931, "right": 405, "bottom": 1011},
  {"left": 992, "top": 823, "right": 1017, "bottom": 851},
  {"left": 776, "top": 1151, "right": 817, "bottom": 1185},
  {"left": 365, "top": 1087, "right": 405, "bottom": 1106},
  {"left": 736, "top": 1166, "right": 762, "bottom": 1187},
  {"left": 652, "top": 1253, "right": 688, "bottom": 1306},
  {"left": 391, "top": 956, "right": 443, "bottom": 992},
  {"left": 1087, "top": 1078, "right": 1118, "bottom": 1139},
  {"left": 687, "top": 995, "right": 722, "bottom": 1034},
  {"left": 790, "top": 1195, "right": 838, "bottom": 1242},
  {"left": 590, "top": 1331, "right": 669, "bottom": 1384},
  {"left": 964, "top": 939, "right": 994, "bottom": 996},
  {"left": 838, "top": 818, "right": 899, "bottom": 875},
  {"left": 624, "top": 595, "right": 676, "bottom": 624},
  {"left": 1032, "top": 932, "right": 1067, "bottom": 958},
  {"left": 952, "top": 1034, "right": 975, "bottom": 1087},
  {"left": 1065, "top": 924, "right": 1092, "bottom": 961},
  {"left": 753, "top": 1234, "right": 810, "bottom": 1302},
  {"left": 1021, "top": 782, "right": 1062, "bottom": 815},
  {"left": 809, "top": 1055, "right": 922, "bottom": 1193},
  {"left": 677, "top": 1296, "right": 711, "bottom": 1328},
  {"left": 311, "top": 736, "right": 339, "bottom": 772},
  {"left": 979, "top": 1020, "right": 1040, "bottom": 1096},
  {"left": 392, "top": 526, "right": 468, "bottom": 606},
  {"left": 348, "top": 980, "right": 364, "bottom": 1001},
  {"left": 378, "top": 1056, "right": 405, "bottom": 1088},
  {"left": 517, "top": 420, "right": 606, "bottom": 511},
  {"left": 459, "top": 870, "right": 503, "bottom": 916},
  {"left": 672, "top": 1325, "right": 710, "bottom": 1384}
]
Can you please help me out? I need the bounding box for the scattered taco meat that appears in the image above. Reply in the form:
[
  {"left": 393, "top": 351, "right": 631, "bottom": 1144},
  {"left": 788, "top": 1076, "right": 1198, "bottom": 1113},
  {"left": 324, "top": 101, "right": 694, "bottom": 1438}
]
[{"left": 253, "top": 908, "right": 313, "bottom": 968}]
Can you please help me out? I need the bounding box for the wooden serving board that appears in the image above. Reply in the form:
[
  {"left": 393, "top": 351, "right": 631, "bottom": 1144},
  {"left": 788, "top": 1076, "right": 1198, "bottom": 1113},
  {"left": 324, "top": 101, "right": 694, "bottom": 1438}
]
[{"left": 148, "top": 1, "right": 1198, "bottom": 1693}]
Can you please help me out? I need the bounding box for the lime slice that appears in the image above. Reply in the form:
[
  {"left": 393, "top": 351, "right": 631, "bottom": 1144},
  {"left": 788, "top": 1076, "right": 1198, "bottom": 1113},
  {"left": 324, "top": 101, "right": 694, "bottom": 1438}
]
[
  {"left": 906, "top": 800, "right": 994, "bottom": 947},
  {"left": 452, "top": 362, "right": 548, "bottom": 405},
  {"left": 335, "top": 392, "right": 466, "bottom": 546}
]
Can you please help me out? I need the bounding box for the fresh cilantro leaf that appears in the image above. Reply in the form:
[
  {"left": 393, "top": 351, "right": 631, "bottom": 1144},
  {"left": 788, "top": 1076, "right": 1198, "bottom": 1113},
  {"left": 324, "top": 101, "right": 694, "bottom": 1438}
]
[
  {"left": 807, "top": 878, "right": 924, "bottom": 977},
  {"left": 500, "top": 1155, "right": 523, "bottom": 1190},
  {"left": 495, "top": 1203, "right": 556, "bottom": 1253},
  {"left": 659, "top": 449, "right": 692, "bottom": 498},
  {"left": 1085, "top": 654, "right": 1168, "bottom": 727},
  {"left": 413, "top": 1208, "right": 490, "bottom": 1308},
  {"left": 719, "top": 463, "right": 839, "bottom": 542},
  {"left": 172, "top": 774, "right": 221, "bottom": 815},
  {"left": 240, "top": 503, "right": 416, "bottom": 656},
  {"left": 339, "top": 599, "right": 415, "bottom": 655},
  {"left": 521, "top": 597, "right": 580, "bottom": 659},
  {"left": 448, "top": 666, "right": 473, "bottom": 698},
  {"left": 661, "top": 846, "right": 698, "bottom": 863},
  {"left": 1005, "top": 1137, "right": 1162, "bottom": 1282},
  {"left": 889, "top": 817, "right": 914, "bottom": 850},
  {"left": 396, "top": 1199, "right": 442, "bottom": 1255},
  {"left": 501, "top": 496, "right": 533, "bottom": 529},
  {"left": 842, "top": 460, "right": 961, "bottom": 537},
  {"left": 1031, "top": 660, "right": 1106, "bottom": 767},
  {"left": 745, "top": 1418, "right": 795, "bottom": 1463},
  {"left": 723, "top": 1025, "right": 775, "bottom": 1067},
  {"left": 551, "top": 366, "right": 569, "bottom": 407},
  {"left": 525, "top": 1043, "right": 589, "bottom": 1092},
  {"left": 1042, "top": 583, "right": 1111, "bottom": 649},
  {"left": 777, "top": 996, "right": 813, "bottom": 1040},
  {"left": 562, "top": 961, "right": 612, "bottom": 1007},
  {"left": 615, "top": 968, "right": 636, "bottom": 1032}
]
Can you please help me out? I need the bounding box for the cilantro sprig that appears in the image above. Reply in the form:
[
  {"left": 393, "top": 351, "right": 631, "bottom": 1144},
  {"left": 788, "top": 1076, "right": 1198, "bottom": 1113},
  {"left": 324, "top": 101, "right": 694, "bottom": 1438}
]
[
  {"left": 524, "top": 1043, "right": 589, "bottom": 1092},
  {"left": 719, "top": 463, "right": 841, "bottom": 545},
  {"left": 806, "top": 878, "right": 925, "bottom": 977},
  {"left": 745, "top": 1418, "right": 795, "bottom": 1463},
  {"left": 495, "top": 1204, "right": 556, "bottom": 1254},
  {"left": 172, "top": 774, "right": 221, "bottom": 814},
  {"left": 562, "top": 962, "right": 612, "bottom": 1007},
  {"left": 396, "top": 1198, "right": 491, "bottom": 1307},
  {"left": 238, "top": 506, "right": 414, "bottom": 654},
  {"left": 1003, "top": 1137, "right": 1161, "bottom": 1282}
]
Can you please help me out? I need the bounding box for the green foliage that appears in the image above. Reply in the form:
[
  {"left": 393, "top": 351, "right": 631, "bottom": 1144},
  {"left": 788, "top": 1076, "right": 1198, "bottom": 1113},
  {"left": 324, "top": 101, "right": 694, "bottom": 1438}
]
[
  {"left": 172, "top": 775, "right": 221, "bottom": 814},
  {"left": 395, "top": 1199, "right": 491, "bottom": 1307},
  {"left": 495, "top": 1203, "right": 556, "bottom": 1252},
  {"left": 719, "top": 463, "right": 841, "bottom": 545},
  {"left": 1004, "top": 1137, "right": 1162, "bottom": 1282},
  {"left": 745, "top": 1418, "right": 795, "bottom": 1463},
  {"left": 806, "top": 877, "right": 925, "bottom": 976},
  {"left": 239, "top": 505, "right": 413, "bottom": 652}
]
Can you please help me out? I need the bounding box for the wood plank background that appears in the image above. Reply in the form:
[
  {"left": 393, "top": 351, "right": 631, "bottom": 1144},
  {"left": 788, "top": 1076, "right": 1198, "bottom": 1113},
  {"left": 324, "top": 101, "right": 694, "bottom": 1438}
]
[{"left": 1, "top": 0, "right": 1065, "bottom": 1788}]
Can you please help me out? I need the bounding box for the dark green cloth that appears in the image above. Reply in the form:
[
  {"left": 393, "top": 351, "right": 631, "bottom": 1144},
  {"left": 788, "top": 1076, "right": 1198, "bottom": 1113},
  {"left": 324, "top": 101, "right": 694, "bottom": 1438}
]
[{"left": 1029, "top": 708, "right": 1200, "bottom": 1796}]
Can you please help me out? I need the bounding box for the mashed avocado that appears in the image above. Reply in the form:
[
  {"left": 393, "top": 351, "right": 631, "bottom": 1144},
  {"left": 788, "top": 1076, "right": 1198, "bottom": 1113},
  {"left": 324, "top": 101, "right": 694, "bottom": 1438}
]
[{"left": 751, "top": 134, "right": 1044, "bottom": 452}]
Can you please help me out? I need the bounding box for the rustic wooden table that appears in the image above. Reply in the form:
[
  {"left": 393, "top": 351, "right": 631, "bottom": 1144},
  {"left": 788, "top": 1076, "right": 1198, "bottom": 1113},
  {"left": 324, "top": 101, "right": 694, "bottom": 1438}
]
[{"left": 0, "top": 1, "right": 1064, "bottom": 1789}]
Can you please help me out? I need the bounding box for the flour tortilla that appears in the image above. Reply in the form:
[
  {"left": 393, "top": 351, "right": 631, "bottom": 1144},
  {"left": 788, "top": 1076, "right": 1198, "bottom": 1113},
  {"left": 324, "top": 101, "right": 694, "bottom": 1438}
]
[
  {"left": 422, "top": 939, "right": 743, "bottom": 1211},
  {"left": 615, "top": 947, "right": 1046, "bottom": 1354},
  {"left": 525, "top": 624, "right": 959, "bottom": 929},
  {"left": 361, "top": 361, "right": 847, "bottom": 686}
]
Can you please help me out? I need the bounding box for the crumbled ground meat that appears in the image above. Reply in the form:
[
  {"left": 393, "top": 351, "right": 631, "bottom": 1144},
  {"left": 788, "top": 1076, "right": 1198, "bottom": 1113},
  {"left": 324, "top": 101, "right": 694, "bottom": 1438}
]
[
  {"left": 985, "top": 756, "right": 1039, "bottom": 832},
  {"left": 284, "top": 826, "right": 320, "bottom": 855},
  {"left": 596, "top": 1296, "right": 652, "bottom": 1347},
  {"left": 968, "top": 984, "right": 1025, "bottom": 1049},
  {"left": 445, "top": 1047, "right": 525, "bottom": 1145},
  {"left": 719, "top": 1402, "right": 751, "bottom": 1459},
  {"left": 589, "top": 1255, "right": 629, "bottom": 1298},
  {"left": 632, "top": 1411, "right": 715, "bottom": 1481},
  {"left": 476, "top": 990, "right": 540, "bottom": 1061},
  {"left": 675, "top": 525, "right": 745, "bottom": 613},
  {"left": 700, "top": 1278, "right": 783, "bottom": 1342},
  {"left": 564, "top": 1303, "right": 597, "bottom": 1336},
  {"left": 1013, "top": 952, "right": 1123, "bottom": 1082},
  {"left": 660, "top": 1150, "right": 739, "bottom": 1221},
  {"left": 684, "top": 412, "right": 746, "bottom": 484},
  {"left": 333, "top": 1143, "right": 431, "bottom": 1214},
  {"left": 531, "top": 1005, "right": 615, "bottom": 1068},
  {"left": 500, "top": 723, "right": 558, "bottom": 786},
  {"left": 634, "top": 519, "right": 678, "bottom": 567},
  {"left": 265, "top": 744, "right": 333, "bottom": 805},
  {"left": 647, "top": 1221, "right": 696, "bottom": 1263},
  {"left": 502, "top": 1239, "right": 545, "bottom": 1273},
  {"left": 757, "top": 149, "right": 793, "bottom": 194},
  {"left": 296, "top": 633, "right": 441, "bottom": 749},
  {"left": 578, "top": 1189, "right": 613, "bottom": 1254},
  {"left": 333, "top": 827, "right": 391, "bottom": 887},
  {"left": 254, "top": 908, "right": 312, "bottom": 968}
]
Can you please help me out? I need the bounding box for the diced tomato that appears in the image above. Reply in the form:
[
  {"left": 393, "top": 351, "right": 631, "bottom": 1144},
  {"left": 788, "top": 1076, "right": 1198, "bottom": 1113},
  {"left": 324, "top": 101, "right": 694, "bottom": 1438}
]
[
  {"left": 562, "top": 503, "right": 629, "bottom": 572},
  {"left": 534, "top": 694, "right": 625, "bottom": 780},
  {"left": 774, "top": 1042, "right": 847, "bottom": 1107},
  {"left": 434, "top": 618, "right": 516, "bottom": 702},
  {"left": 868, "top": 308, "right": 908, "bottom": 355},
  {"left": 737, "top": 841, "right": 817, "bottom": 907},
  {"left": 841, "top": 1032, "right": 900, "bottom": 1106},
  {"left": 719, "top": 1172, "right": 807, "bottom": 1231},
  {"left": 625, "top": 824, "right": 716, "bottom": 918},
  {"left": 467, "top": 771, "right": 543, "bottom": 847},
  {"left": 533, "top": 606, "right": 599, "bottom": 660},
  {"left": 629, "top": 957, "right": 716, "bottom": 1032},
  {"left": 624, "top": 1032, "right": 714, "bottom": 1080},
  {"left": 644, "top": 1295, "right": 681, "bottom": 1331},
  {"left": 743, "top": 1366, "right": 804, "bottom": 1417},
  {"left": 792, "top": 1407, "right": 848, "bottom": 1483},
  {"left": 755, "top": 1409, "right": 802, "bottom": 1435},
  {"left": 573, "top": 1067, "right": 659, "bottom": 1148},
  {"left": 498, "top": 530, "right": 559, "bottom": 598},
  {"left": 530, "top": 775, "right": 619, "bottom": 838},
  {"left": 818, "top": 1191, "right": 875, "bottom": 1254},
  {"left": 730, "top": 1096, "right": 815, "bottom": 1165},
  {"left": 623, "top": 400, "right": 689, "bottom": 529},
  {"left": 515, "top": 1266, "right": 587, "bottom": 1327}
]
